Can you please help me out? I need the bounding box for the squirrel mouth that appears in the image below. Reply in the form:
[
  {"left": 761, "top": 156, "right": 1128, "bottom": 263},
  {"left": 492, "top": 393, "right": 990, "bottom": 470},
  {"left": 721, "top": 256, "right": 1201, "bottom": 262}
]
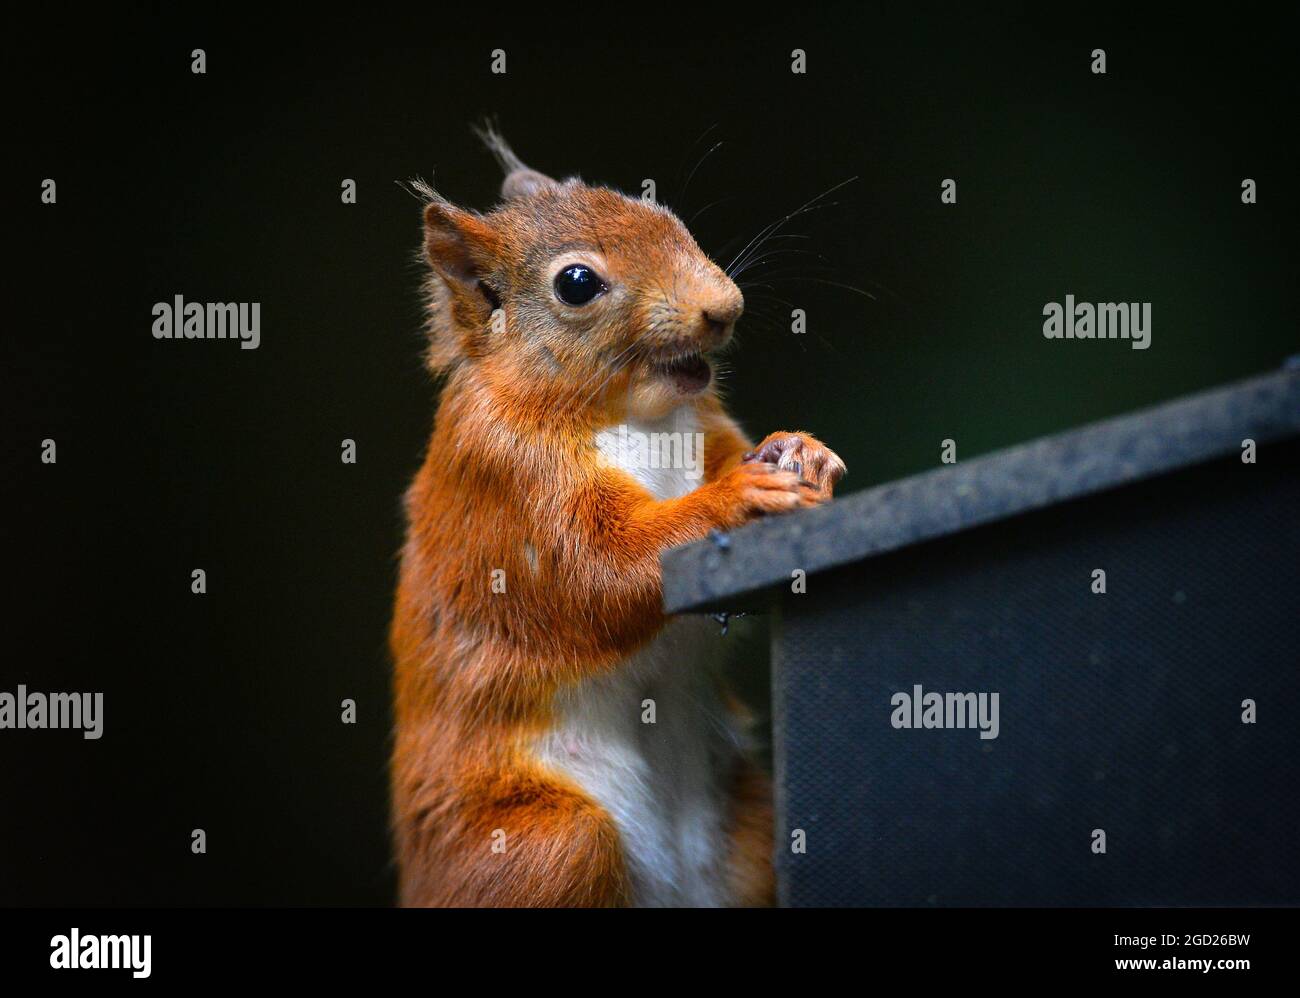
[{"left": 651, "top": 352, "right": 713, "bottom": 393}]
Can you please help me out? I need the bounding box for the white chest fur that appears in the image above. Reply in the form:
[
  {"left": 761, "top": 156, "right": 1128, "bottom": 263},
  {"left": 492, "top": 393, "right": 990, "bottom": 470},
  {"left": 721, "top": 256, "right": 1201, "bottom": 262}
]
[
  {"left": 532, "top": 615, "right": 741, "bottom": 907},
  {"left": 594, "top": 406, "right": 704, "bottom": 501}
]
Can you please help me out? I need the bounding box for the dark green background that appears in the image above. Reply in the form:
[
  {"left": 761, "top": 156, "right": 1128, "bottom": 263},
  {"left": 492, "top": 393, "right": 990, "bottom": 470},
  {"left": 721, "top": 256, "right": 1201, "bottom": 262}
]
[{"left": 6, "top": 5, "right": 1294, "bottom": 904}]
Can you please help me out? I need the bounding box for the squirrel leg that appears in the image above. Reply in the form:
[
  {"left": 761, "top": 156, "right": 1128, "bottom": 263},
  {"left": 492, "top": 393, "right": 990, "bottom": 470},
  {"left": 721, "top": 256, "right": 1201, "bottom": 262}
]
[
  {"left": 586, "top": 438, "right": 832, "bottom": 616},
  {"left": 666, "top": 458, "right": 827, "bottom": 534},
  {"left": 396, "top": 764, "right": 631, "bottom": 908},
  {"left": 723, "top": 758, "right": 776, "bottom": 907}
]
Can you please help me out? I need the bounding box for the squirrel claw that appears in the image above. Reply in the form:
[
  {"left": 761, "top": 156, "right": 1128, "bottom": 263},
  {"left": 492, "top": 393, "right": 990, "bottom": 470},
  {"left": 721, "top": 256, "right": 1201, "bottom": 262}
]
[{"left": 747, "top": 431, "right": 846, "bottom": 498}]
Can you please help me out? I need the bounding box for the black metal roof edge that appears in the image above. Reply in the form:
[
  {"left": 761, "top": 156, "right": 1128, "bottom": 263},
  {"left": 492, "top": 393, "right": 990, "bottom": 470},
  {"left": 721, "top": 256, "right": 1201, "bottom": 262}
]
[{"left": 663, "top": 367, "right": 1299, "bottom": 613}]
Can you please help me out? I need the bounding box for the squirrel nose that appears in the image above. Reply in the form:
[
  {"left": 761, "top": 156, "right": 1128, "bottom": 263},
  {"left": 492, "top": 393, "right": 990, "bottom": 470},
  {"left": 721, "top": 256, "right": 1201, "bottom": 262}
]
[{"left": 703, "top": 296, "right": 744, "bottom": 334}]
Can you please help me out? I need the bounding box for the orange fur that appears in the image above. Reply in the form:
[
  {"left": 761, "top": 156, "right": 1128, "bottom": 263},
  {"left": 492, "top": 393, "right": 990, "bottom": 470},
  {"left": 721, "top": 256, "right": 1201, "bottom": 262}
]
[{"left": 390, "top": 138, "right": 844, "bottom": 907}]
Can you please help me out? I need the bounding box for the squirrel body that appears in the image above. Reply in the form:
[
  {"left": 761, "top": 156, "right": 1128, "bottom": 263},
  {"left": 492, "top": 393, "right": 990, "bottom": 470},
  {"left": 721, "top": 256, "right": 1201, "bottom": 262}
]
[{"left": 390, "top": 133, "right": 845, "bottom": 906}]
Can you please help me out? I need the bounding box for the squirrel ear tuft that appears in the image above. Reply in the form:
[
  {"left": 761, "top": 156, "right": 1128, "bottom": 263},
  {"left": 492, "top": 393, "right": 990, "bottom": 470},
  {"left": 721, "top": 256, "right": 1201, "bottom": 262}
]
[{"left": 474, "top": 122, "right": 557, "bottom": 200}]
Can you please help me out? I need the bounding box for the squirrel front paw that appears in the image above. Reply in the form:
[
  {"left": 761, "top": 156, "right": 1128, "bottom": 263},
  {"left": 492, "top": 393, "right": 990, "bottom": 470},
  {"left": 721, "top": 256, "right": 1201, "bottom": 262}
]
[
  {"left": 743, "top": 431, "right": 847, "bottom": 499},
  {"left": 715, "top": 460, "right": 823, "bottom": 525}
]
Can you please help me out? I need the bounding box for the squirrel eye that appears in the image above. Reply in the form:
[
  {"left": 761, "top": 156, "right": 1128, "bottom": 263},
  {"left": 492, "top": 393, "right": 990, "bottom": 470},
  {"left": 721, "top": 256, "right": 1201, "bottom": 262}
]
[{"left": 554, "top": 264, "right": 606, "bottom": 306}]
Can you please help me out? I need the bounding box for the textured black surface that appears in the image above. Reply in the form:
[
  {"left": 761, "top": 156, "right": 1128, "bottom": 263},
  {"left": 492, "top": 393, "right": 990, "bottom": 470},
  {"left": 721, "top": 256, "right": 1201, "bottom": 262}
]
[
  {"left": 774, "top": 443, "right": 1300, "bottom": 906},
  {"left": 664, "top": 368, "right": 1300, "bottom": 614}
]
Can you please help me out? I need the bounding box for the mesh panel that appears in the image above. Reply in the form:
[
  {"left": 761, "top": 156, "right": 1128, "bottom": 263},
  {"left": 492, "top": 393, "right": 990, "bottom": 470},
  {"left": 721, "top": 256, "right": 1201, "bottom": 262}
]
[{"left": 775, "top": 444, "right": 1300, "bottom": 906}]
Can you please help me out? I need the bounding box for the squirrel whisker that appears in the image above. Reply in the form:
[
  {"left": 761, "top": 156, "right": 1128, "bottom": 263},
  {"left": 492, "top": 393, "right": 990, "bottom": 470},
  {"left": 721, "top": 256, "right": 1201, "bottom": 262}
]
[{"left": 722, "top": 176, "right": 856, "bottom": 277}]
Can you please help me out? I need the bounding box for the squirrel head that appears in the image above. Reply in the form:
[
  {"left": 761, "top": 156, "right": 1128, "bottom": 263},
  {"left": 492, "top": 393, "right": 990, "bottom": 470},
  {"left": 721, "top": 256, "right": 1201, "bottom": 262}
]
[{"left": 416, "top": 129, "right": 744, "bottom": 421}]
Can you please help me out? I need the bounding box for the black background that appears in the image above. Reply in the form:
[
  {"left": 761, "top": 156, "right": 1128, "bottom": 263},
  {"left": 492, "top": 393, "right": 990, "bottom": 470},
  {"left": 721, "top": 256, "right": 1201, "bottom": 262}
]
[{"left": 5, "top": 4, "right": 1295, "bottom": 905}]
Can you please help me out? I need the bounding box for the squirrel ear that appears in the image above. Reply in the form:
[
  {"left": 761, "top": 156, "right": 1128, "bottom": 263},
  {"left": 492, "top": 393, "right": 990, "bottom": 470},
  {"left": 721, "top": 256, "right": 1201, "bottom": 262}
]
[
  {"left": 422, "top": 200, "right": 498, "bottom": 285},
  {"left": 421, "top": 199, "right": 502, "bottom": 372},
  {"left": 501, "top": 167, "right": 557, "bottom": 200}
]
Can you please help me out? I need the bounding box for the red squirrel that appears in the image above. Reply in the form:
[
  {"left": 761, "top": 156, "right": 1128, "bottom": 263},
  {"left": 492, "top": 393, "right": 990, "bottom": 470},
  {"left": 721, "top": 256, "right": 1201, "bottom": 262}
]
[{"left": 390, "top": 131, "right": 846, "bottom": 906}]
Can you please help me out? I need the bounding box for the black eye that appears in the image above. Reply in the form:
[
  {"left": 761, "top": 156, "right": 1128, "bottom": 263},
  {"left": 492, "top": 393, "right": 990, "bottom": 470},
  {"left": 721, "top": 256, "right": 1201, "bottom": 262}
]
[{"left": 554, "top": 264, "right": 606, "bottom": 306}]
